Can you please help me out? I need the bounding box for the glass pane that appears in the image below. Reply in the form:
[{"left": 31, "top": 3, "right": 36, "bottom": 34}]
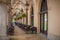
[
  {"left": 40, "top": 14, "right": 44, "bottom": 31},
  {"left": 44, "top": 13, "right": 47, "bottom": 31}
]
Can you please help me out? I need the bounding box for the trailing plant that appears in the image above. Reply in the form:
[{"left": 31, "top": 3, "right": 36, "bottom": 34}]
[
  {"left": 21, "top": 12, "right": 26, "bottom": 24},
  {"left": 22, "top": 12, "right": 26, "bottom": 18},
  {"left": 19, "top": 15, "right": 22, "bottom": 19}
]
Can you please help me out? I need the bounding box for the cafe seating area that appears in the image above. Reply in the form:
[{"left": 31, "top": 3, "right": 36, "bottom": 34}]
[
  {"left": 7, "top": 22, "right": 37, "bottom": 35},
  {"left": 15, "top": 22, "right": 37, "bottom": 34}
]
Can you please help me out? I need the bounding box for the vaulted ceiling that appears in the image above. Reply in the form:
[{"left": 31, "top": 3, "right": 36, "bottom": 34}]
[
  {"left": 0, "top": 0, "right": 34, "bottom": 13},
  {"left": 0, "top": 0, "right": 11, "bottom": 5}
]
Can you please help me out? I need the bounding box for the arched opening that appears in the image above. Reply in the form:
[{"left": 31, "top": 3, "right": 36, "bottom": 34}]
[
  {"left": 40, "top": 0, "right": 48, "bottom": 35},
  {"left": 30, "top": 6, "right": 34, "bottom": 26}
]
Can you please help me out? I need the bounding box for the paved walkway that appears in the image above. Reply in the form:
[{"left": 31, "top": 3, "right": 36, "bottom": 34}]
[
  {"left": 9, "top": 26, "right": 48, "bottom": 40},
  {"left": 14, "top": 26, "right": 26, "bottom": 35},
  {"left": 7, "top": 34, "right": 47, "bottom": 40},
  {"left": 0, "top": 26, "right": 48, "bottom": 40}
]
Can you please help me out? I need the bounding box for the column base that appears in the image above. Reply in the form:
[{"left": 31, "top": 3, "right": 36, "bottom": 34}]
[{"left": 47, "top": 33, "right": 60, "bottom": 40}]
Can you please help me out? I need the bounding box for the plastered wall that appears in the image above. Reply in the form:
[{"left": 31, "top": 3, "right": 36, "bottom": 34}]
[{"left": 47, "top": 0, "right": 60, "bottom": 40}]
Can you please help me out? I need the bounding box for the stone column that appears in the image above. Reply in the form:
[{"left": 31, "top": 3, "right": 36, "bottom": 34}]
[
  {"left": 28, "top": 5, "right": 32, "bottom": 25},
  {"left": 33, "top": 0, "right": 41, "bottom": 34},
  {"left": 0, "top": 4, "right": 8, "bottom": 36},
  {"left": 47, "top": 0, "right": 60, "bottom": 40}
]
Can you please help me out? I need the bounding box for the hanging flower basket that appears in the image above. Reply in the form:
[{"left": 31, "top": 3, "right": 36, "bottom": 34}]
[
  {"left": 21, "top": 12, "right": 26, "bottom": 18},
  {"left": 19, "top": 15, "right": 22, "bottom": 19}
]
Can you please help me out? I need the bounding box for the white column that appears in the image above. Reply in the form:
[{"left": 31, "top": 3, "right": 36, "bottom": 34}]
[{"left": 47, "top": 0, "right": 60, "bottom": 40}]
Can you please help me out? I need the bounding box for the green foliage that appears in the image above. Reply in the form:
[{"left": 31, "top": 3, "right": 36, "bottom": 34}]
[
  {"left": 17, "top": 15, "right": 22, "bottom": 20},
  {"left": 22, "top": 12, "right": 26, "bottom": 17},
  {"left": 14, "top": 15, "right": 22, "bottom": 20},
  {"left": 14, "top": 18, "right": 17, "bottom": 21},
  {"left": 19, "top": 15, "right": 22, "bottom": 19},
  {"left": 14, "top": 12, "right": 26, "bottom": 21},
  {"left": 16, "top": 16, "right": 20, "bottom": 20}
]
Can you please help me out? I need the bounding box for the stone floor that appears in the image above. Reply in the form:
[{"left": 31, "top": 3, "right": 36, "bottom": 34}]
[
  {"left": 0, "top": 34, "right": 48, "bottom": 40},
  {"left": 9, "top": 34, "right": 47, "bottom": 40},
  {"left": 0, "top": 26, "right": 48, "bottom": 40}
]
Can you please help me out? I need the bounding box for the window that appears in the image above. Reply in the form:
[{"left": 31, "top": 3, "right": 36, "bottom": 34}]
[{"left": 40, "top": 0, "right": 48, "bottom": 35}]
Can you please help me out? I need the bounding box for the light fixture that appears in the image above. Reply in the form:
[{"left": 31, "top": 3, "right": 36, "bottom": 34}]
[
  {"left": 25, "top": 1, "right": 29, "bottom": 10},
  {"left": 25, "top": 1, "right": 29, "bottom": 25}
]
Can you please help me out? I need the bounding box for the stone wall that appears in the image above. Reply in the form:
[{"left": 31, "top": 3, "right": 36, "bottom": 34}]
[{"left": 0, "top": 4, "right": 8, "bottom": 36}]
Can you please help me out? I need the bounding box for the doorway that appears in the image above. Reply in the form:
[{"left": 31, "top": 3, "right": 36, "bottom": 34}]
[{"left": 40, "top": 0, "right": 48, "bottom": 35}]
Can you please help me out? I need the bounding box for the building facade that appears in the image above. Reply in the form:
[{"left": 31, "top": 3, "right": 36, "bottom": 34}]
[{"left": 0, "top": 0, "right": 60, "bottom": 40}]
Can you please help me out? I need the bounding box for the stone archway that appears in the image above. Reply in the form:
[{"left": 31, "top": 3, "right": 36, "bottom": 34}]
[
  {"left": 28, "top": 5, "right": 34, "bottom": 26},
  {"left": 32, "top": 0, "right": 42, "bottom": 33}
]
